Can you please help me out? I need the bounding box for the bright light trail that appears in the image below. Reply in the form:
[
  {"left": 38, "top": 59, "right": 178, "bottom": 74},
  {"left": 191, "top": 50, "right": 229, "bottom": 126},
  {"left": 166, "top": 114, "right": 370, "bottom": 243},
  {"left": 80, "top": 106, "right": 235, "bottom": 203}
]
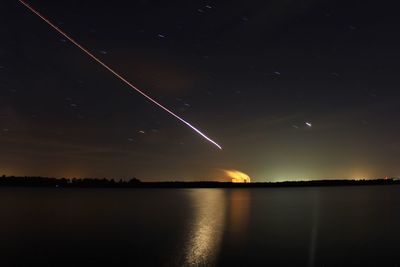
[{"left": 18, "top": 0, "right": 222, "bottom": 150}]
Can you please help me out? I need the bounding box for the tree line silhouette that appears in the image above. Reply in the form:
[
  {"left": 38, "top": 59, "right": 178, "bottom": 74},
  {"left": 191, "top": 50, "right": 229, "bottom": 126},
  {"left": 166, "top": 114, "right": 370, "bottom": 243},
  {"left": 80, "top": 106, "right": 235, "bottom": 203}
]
[
  {"left": 0, "top": 175, "right": 140, "bottom": 187},
  {"left": 0, "top": 175, "right": 399, "bottom": 188}
]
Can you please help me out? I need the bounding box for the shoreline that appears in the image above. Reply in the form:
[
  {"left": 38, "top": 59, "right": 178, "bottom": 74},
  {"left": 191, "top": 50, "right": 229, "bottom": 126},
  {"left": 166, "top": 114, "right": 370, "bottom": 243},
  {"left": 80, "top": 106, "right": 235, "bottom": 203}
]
[{"left": 0, "top": 176, "right": 399, "bottom": 188}]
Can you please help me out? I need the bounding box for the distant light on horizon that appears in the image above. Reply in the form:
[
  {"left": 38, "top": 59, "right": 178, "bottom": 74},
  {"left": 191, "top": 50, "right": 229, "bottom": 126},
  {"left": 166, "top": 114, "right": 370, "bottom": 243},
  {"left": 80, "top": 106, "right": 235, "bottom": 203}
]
[{"left": 224, "top": 170, "right": 251, "bottom": 183}]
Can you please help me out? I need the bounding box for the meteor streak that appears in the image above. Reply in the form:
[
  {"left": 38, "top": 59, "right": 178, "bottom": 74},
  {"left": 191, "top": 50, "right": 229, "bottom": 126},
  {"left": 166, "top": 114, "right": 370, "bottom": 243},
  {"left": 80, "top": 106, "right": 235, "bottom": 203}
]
[{"left": 18, "top": 0, "right": 222, "bottom": 150}]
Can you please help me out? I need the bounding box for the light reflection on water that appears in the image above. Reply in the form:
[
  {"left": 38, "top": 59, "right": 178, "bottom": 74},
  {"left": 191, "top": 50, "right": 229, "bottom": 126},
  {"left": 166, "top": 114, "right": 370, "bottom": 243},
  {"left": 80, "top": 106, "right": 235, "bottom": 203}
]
[
  {"left": 308, "top": 191, "right": 320, "bottom": 267},
  {"left": 228, "top": 189, "right": 251, "bottom": 245},
  {"left": 183, "top": 189, "right": 226, "bottom": 266},
  {"left": 181, "top": 189, "right": 252, "bottom": 266},
  {"left": 1, "top": 187, "right": 399, "bottom": 266}
]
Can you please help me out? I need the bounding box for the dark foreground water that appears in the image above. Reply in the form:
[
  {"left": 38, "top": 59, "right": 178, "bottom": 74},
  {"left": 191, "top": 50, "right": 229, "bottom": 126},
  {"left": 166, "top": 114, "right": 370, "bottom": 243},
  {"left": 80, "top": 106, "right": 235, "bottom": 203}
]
[{"left": 0, "top": 186, "right": 399, "bottom": 266}]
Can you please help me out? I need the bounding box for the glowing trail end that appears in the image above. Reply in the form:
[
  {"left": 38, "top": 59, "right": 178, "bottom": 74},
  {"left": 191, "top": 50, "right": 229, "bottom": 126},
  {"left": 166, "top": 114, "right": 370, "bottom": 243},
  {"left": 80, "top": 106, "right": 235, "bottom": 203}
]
[{"left": 18, "top": 0, "right": 222, "bottom": 150}]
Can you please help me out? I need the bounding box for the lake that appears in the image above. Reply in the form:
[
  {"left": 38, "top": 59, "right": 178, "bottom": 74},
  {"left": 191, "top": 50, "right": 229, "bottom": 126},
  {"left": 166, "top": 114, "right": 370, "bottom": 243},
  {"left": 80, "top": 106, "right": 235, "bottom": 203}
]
[{"left": 0, "top": 185, "right": 399, "bottom": 266}]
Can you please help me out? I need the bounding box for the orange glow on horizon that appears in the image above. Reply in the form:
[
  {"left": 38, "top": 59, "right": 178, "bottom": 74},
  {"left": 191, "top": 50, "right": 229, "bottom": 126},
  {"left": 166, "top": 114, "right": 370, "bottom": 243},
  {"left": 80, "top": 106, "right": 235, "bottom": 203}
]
[{"left": 224, "top": 169, "right": 251, "bottom": 183}]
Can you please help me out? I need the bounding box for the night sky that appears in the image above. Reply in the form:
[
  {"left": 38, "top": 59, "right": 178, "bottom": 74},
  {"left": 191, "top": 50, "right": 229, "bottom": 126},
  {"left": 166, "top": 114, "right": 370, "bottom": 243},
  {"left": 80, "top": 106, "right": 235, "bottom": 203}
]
[{"left": 1, "top": 0, "right": 400, "bottom": 181}]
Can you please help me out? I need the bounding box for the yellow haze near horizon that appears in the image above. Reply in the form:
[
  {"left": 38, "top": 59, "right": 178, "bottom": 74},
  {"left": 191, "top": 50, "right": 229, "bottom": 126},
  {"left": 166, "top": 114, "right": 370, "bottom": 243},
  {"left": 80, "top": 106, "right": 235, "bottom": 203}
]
[{"left": 224, "top": 170, "right": 251, "bottom": 183}]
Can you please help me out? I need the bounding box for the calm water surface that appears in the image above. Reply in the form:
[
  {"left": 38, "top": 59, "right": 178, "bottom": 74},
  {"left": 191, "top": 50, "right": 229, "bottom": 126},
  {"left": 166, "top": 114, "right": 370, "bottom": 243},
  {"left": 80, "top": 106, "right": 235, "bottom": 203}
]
[{"left": 0, "top": 186, "right": 399, "bottom": 266}]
